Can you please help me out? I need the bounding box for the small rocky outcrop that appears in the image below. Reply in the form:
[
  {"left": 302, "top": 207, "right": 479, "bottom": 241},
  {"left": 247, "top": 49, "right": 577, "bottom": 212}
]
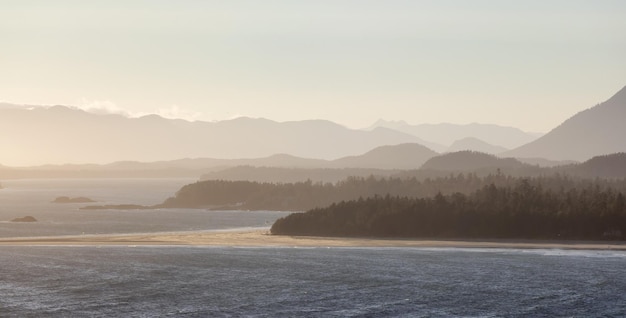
[
  {"left": 52, "top": 196, "right": 96, "bottom": 203},
  {"left": 11, "top": 216, "right": 37, "bottom": 222}
]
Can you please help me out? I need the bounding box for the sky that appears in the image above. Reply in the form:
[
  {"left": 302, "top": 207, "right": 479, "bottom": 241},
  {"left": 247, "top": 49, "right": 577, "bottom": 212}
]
[{"left": 1, "top": 0, "right": 625, "bottom": 133}]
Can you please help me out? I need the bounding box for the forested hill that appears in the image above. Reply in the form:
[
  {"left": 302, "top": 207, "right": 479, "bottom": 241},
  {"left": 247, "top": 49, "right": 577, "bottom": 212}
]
[
  {"left": 159, "top": 174, "right": 626, "bottom": 211},
  {"left": 565, "top": 153, "right": 626, "bottom": 179},
  {"left": 270, "top": 180, "right": 626, "bottom": 240},
  {"left": 418, "top": 151, "right": 534, "bottom": 174}
]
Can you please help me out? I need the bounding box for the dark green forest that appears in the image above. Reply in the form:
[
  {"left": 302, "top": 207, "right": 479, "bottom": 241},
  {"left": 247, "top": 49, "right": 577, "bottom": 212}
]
[{"left": 271, "top": 179, "right": 626, "bottom": 240}]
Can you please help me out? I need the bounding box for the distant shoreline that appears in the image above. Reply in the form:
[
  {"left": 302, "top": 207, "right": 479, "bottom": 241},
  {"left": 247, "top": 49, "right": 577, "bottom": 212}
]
[{"left": 0, "top": 230, "right": 625, "bottom": 250}]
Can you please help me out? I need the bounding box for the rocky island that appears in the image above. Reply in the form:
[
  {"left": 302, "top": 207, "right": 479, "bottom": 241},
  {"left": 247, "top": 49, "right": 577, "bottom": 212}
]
[{"left": 11, "top": 216, "right": 37, "bottom": 222}]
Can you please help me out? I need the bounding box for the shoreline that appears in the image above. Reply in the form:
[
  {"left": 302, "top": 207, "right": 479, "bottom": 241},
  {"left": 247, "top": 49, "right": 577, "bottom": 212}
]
[{"left": 0, "top": 230, "right": 625, "bottom": 250}]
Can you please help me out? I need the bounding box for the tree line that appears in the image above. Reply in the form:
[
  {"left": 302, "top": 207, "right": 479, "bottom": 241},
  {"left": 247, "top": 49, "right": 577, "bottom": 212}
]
[{"left": 270, "top": 179, "right": 626, "bottom": 240}]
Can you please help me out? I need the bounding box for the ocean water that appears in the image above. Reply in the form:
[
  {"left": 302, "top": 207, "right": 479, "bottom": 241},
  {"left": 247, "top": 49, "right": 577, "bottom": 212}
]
[
  {"left": 1, "top": 179, "right": 626, "bottom": 317},
  {"left": 1, "top": 246, "right": 625, "bottom": 317},
  {"left": 0, "top": 178, "right": 289, "bottom": 237}
]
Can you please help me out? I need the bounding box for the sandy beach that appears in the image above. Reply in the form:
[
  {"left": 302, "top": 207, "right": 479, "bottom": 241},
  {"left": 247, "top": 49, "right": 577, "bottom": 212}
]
[{"left": 0, "top": 229, "right": 625, "bottom": 250}]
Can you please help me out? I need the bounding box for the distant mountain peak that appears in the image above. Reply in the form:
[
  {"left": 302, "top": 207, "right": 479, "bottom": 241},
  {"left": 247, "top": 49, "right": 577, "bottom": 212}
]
[
  {"left": 226, "top": 116, "right": 274, "bottom": 123},
  {"left": 611, "top": 85, "right": 626, "bottom": 101},
  {"left": 138, "top": 114, "right": 166, "bottom": 120},
  {"left": 505, "top": 85, "right": 626, "bottom": 161},
  {"left": 447, "top": 137, "right": 508, "bottom": 155},
  {"left": 266, "top": 153, "right": 298, "bottom": 159},
  {"left": 47, "top": 105, "right": 79, "bottom": 112},
  {"left": 331, "top": 143, "right": 438, "bottom": 169},
  {"left": 372, "top": 120, "right": 541, "bottom": 149}
]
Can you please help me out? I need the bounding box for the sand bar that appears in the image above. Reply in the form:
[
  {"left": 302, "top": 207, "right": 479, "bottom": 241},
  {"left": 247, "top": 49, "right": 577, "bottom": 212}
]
[{"left": 0, "top": 230, "right": 625, "bottom": 250}]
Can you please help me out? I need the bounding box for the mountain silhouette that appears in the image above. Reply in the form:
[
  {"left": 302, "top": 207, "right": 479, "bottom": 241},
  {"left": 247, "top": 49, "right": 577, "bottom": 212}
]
[
  {"left": 0, "top": 142, "right": 438, "bottom": 178},
  {"left": 420, "top": 151, "right": 526, "bottom": 172},
  {"left": 446, "top": 137, "right": 508, "bottom": 154},
  {"left": 102, "top": 154, "right": 328, "bottom": 170},
  {"left": 505, "top": 86, "right": 626, "bottom": 161},
  {"left": 562, "top": 153, "right": 626, "bottom": 179},
  {"left": 370, "top": 120, "right": 541, "bottom": 149},
  {"left": 330, "top": 143, "right": 438, "bottom": 169},
  {"left": 0, "top": 105, "right": 429, "bottom": 165}
]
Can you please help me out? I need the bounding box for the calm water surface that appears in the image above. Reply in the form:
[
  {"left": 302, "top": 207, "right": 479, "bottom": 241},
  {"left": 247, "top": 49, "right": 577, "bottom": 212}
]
[{"left": 0, "top": 178, "right": 288, "bottom": 237}]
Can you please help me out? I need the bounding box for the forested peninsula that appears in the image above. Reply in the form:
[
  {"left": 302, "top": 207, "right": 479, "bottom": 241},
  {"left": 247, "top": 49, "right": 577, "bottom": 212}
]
[
  {"left": 161, "top": 174, "right": 626, "bottom": 240},
  {"left": 160, "top": 174, "right": 626, "bottom": 212},
  {"left": 270, "top": 179, "right": 626, "bottom": 240}
]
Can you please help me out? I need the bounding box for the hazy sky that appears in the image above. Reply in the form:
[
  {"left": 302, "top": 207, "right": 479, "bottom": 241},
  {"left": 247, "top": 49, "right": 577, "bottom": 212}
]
[{"left": 1, "top": 0, "right": 624, "bottom": 132}]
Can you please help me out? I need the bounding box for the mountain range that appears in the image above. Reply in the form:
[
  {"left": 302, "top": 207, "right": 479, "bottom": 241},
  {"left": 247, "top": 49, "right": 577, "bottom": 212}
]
[
  {"left": 196, "top": 151, "right": 626, "bottom": 183},
  {"left": 370, "top": 120, "right": 542, "bottom": 150},
  {"left": 400, "top": 151, "right": 626, "bottom": 179},
  {"left": 0, "top": 143, "right": 438, "bottom": 179},
  {"left": 1, "top": 85, "right": 625, "bottom": 167},
  {"left": 0, "top": 106, "right": 426, "bottom": 166},
  {"left": 0, "top": 103, "right": 531, "bottom": 166}
]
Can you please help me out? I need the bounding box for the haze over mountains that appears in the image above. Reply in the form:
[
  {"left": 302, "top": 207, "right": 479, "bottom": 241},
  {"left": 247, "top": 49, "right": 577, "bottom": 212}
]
[
  {"left": 328, "top": 143, "right": 437, "bottom": 170},
  {"left": 447, "top": 137, "right": 508, "bottom": 155},
  {"left": 414, "top": 151, "right": 626, "bottom": 179},
  {"left": 1, "top": 85, "right": 624, "bottom": 168},
  {"left": 505, "top": 85, "right": 626, "bottom": 161},
  {"left": 0, "top": 105, "right": 424, "bottom": 166},
  {"left": 370, "top": 120, "right": 542, "bottom": 150},
  {"left": 0, "top": 143, "right": 437, "bottom": 179},
  {"left": 0, "top": 104, "right": 529, "bottom": 166}
]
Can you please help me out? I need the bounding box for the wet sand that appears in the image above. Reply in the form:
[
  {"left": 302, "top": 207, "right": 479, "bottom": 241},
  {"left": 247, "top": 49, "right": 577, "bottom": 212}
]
[{"left": 0, "top": 230, "right": 625, "bottom": 250}]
